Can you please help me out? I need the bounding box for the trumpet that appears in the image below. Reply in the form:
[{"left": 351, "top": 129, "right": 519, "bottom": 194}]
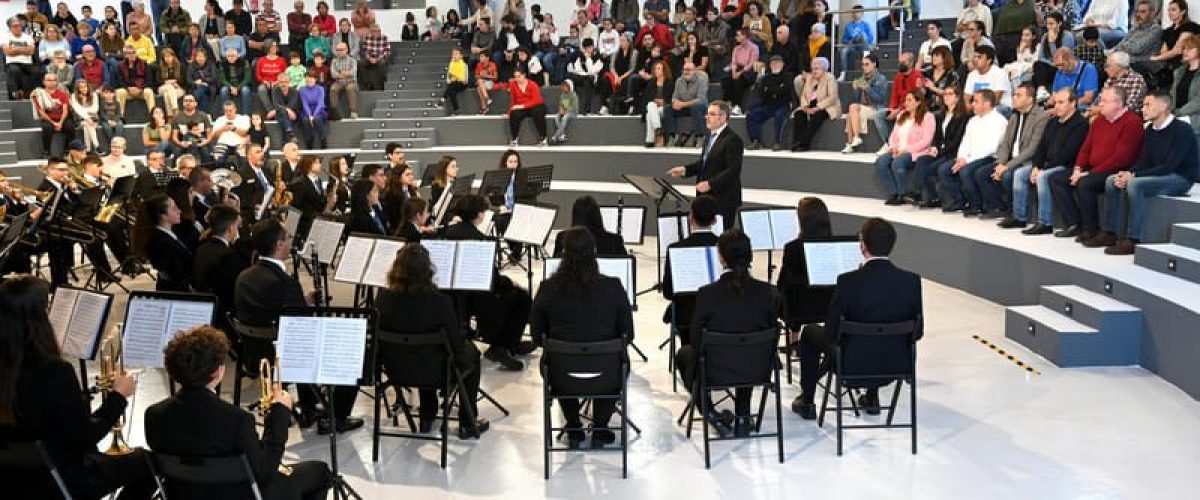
[
  {"left": 7, "top": 182, "right": 54, "bottom": 203},
  {"left": 98, "top": 335, "right": 134, "bottom": 456},
  {"left": 257, "top": 358, "right": 294, "bottom": 476}
]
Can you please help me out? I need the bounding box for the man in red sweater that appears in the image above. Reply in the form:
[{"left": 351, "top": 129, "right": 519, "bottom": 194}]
[
  {"left": 1048, "top": 87, "right": 1144, "bottom": 241},
  {"left": 506, "top": 68, "right": 548, "bottom": 147},
  {"left": 636, "top": 13, "right": 675, "bottom": 52}
]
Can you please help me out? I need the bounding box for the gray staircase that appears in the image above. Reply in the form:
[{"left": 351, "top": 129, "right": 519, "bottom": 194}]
[
  {"left": 0, "top": 141, "right": 18, "bottom": 165},
  {"left": 361, "top": 128, "right": 438, "bottom": 141},
  {"left": 1005, "top": 285, "right": 1143, "bottom": 367},
  {"left": 1172, "top": 223, "right": 1200, "bottom": 249},
  {"left": 359, "top": 136, "right": 436, "bottom": 150},
  {"left": 1135, "top": 222, "right": 1200, "bottom": 284},
  {"left": 0, "top": 109, "right": 11, "bottom": 130}
]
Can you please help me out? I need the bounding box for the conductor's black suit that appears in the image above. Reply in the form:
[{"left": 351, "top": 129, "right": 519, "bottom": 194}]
[{"left": 682, "top": 125, "right": 744, "bottom": 225}]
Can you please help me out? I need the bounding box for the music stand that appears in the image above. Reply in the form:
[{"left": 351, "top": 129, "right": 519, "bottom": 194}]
[
  {"left": 477, "top": 169, "right": 513, "bottom": 206},
  {"left": 450, "top": 173, "right": 476, "bottom": 194},
  {"left": 522, "top": 164, "right": 554, "bottom": 197},
  {"left": 0, "top": 212, "right": 30, "bottom": 272},
  {"left": 622, "top": 174, "right": 688, "bottom": 295},
  {"left": 419, "top": 161, "right": 437, "bottom": 186}
]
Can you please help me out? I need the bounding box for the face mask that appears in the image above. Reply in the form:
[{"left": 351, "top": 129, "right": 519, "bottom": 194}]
[{"left": 898, "top": 63, "right": 909, "bottom": 72}]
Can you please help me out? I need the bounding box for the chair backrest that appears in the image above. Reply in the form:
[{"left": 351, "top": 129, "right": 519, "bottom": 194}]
[
  {"left": 376, "top": 328, "right": 451, "bottom": 388},
  {"left": 229, "top": 317, "right": 278, "bottom": 341},
  {"left": 836, "top": 317, "right": 920, "bottom": 383},
  {"left": 149, "top": 452, "right": 261, "bottom": 500},
  {"left": 542, "top": 337, "right": 627, "bottom": 397},
  {"left": 698, "top": 328, "right": 781, "bottom": 387},
  {"left": 0, "top": 441, "right": 71, "bottom": 499}
]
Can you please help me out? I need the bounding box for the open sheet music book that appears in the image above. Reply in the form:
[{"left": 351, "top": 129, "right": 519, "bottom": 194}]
[
  {"left": 302, "top": 218, "right": 346, "bottom": 264},
  {"left": 667, "top": 246, "right": 721, "bottom": 294},
  {"left": 121, "top": 293, "right": 217, "bottom": 368},
  {"left": 802, "top": 238, "right": 863, "bottom": 286},
  {"left": 656, "top": 214, "right": 725, "bottom": 256},
  {"left": 362, "top": 238, "right": 406, "bottom": 287},
  {"left": 600, "top": 206, "right": 646, "bottom": 245},
  {"left": 333, "top": 235, "right": 376, "bottom": 284},
  {"left": 543, "top": 256, "right": 636, "bottom": 306},
  {"left": 277, "top": 316, "right": 368, "bottom": 386},
  {"left": 331, "top": 235, "right": 493, "bottom": 291},
  {"left": 49, "top": 287, "right": 113, "bottom": 360},
  {"left": 503, "top": 203, "right": 557, "bottom": 246},
  {"left": 739, "top": 208, "right": 801, "bottom": 251}
]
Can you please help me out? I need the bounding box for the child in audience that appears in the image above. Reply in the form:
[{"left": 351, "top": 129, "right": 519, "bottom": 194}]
[
  {"left": 98, "top": 86, "right": 123, "bottom": 152},
  {"left": 551, "top": 80, "right": 578, "bottom": 144},
  {"left": 442, "top": 47, "right": 469, "bottom": 115},
  {"left": 179, "top": 121, "right": 212, "bottom": 161},
  {"left": 475, "top": 51, "right": 499, "bottom": 114},
  {"left": 285, "top": 51, "right": 308, "bottom": 88},
  {"left": 424, "top": 6, "right": 442, "bottom": 40}
]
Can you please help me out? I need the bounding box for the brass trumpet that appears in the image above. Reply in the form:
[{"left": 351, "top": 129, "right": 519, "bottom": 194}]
[
  {"left": 98, "top": 335, "right": 133, "bottom": 456},
  {"left": 257, "top": 358, "right": 294, "bottom": 476}
]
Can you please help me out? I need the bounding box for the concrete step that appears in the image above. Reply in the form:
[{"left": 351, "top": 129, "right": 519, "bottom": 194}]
[
  {"left": 1037, "top": 285, "right": 1141, "bottom": 365},
  {"left": 1172, "top": 223, "right": 1200, "bottom": 250},
  {"left": 393, "top": 47, "right": 457, "bottom": 58},
  {"left": 388, "top": 64, "right": 449, "bottom": 75},
  {"left": 356, "top": 136, "right": 436, "bottom": 152},
  {"left": 1134, "top": 243, "right": 1200, "bottom": 285},
  {"left": 378, "top": 88, "right": 445, "bottom": 100},
  {"left": 361, "top": 128, "right": 439, "bottom": 141},
  {"left": 374, "top": 98, "right": 441, "bottom": 110},
  {"left": 371, "top": 107, "right": 444, "bottom": 119},
  {"left": 386, "top": 74, "right": 448, "bottom": 87},
  {"left": 394, "top": 41, "right": 458, "bottom": 50},
  {"left": 336, "top": 0, "right": 387, "bottom": 10},
  {"left": 0, "top": 141, "right": 16, "bottom": 153},
  {"left": 1005, "top": 305, "right": 1109, "bottom": 367},
  {"left": 0, "top": 151, "right": 17, "bottom": 165},
  {"left": 388, "top": 54, "right": 450, "bottom": 65}
]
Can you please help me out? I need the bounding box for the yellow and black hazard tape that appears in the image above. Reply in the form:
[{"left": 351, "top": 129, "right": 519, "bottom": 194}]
[{"left": 971, "top": 335, "right": 1042, "bottom": 376}]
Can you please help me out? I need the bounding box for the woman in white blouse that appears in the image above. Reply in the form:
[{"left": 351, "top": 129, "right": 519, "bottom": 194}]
[{"left": 70, "top": 80, "right": 102, "bottom": 153}]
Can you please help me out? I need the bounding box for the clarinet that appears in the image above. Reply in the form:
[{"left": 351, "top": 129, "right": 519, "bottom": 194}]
[{"left": 310, "top": 243, "right": 329, "bottom": 307}]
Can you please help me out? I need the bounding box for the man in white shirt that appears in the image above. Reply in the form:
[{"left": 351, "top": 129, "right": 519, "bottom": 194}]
[
  {"left": 939, "top": 88, "right": 1009, "bottom": 215},
  {"left": 917, "top": 20, "right": 952, "bottom": 71},
  {"left": 3, "top": 18, "right": 38, "bottom": 100},
  {"left": 211, "top": 101, "right": 250, "bottom": 163},
  {"left": 963, "top": 45, "right": 1012, "bottom": 113}
]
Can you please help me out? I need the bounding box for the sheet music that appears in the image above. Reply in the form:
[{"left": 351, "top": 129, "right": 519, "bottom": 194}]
[
  {"left": 668, "top": 246, "right": 719, "bottom": 293},
  {"left": 334, "top": 236, "right": 375, "bottom": 284},
  {"left": 362, "top": 239, "right": 406, "bottom": 288},
  {"left": 161, "top": 302, "right": 215, "bottom": 361},
  {"left": 257, "top": 186, "right": 276, "bottom": 221},
  {"left": 740, "top": 210, "right": 774, "bottom": 251},
  {"left": 452, "top": 240, "right": 496, "bottom": 291},
  {"left": 421, "top": 240, "right": 457, "bottom": 289},
  {"left": 657, "top": 215, "right": 689, "bottom": 256},
  {"left": 546, "top": 258, "right": 635, "bottom": 304},
  {"left": 121, "top": 299, "right": 171, "bottom": 368},
  {"left": 304, "top": 219, "right": 345, "bottom": 264},
  {"left": 769, "top": 209, "right": 800, "bottom": 249},
  {"left": 504, "top": 203, "right": 557, "bottom": 245},
  {"left": 281, "top": 207, "right": 301, "bottom": 241},
  {"left": 477, "top": 209, "right": 495, "bottom": 235},
  {"left": 60, "top": 291, "right": 109, "bottom": 360},
  {"left": 601, "top": 206, "right": 646, "bottom": 245},
  {"left": 314, "top": 317, "right": 368, "bottom": 386},
  {"left": 803, "top": 241, "right": 863, "bottom": 286},
  {"left": 49, "top": 288, "right": 79, "bottom": 349},
  {"left": 433, "top": 191, "right": 454, "bottom": 226},
  {"left": 277, "top": 316, "right": 320, "bottom": 384}
]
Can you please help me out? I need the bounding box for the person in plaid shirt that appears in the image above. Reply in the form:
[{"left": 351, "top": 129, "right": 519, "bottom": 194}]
[
  {"left": 1074, "top": 27, "right": 1107, "bottom": 86},
  {"left": 1098, "top": 51, "right": 1148, "bottom": 115},
  {"left": 360, "top": 23, "right": 390, "bottom": 90}
]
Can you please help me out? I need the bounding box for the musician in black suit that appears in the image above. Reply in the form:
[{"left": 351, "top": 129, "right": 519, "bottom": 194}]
[
  {"left": 347, "top": 177, "right": 389, "bottom": 236},
  {"left": 775, "top": 197, "right": 837, "bottom": 419},
  {"left": 676, "top": 229, "right": 781, "bottom": 437},
  {"left": 0, "top": 169, "right": 39, "bottom": 274},
  {"left": 132, "top": 194, "right": 194, "bottom": 292},
  {"left": 232, "top": 143, "right": 272, "bottom": 225},
  {"left": 428, "top": 155, "right": 459, "bottom": 206},
  {"left": 552, "top": 195, "right": 628, "bottom": 257},
  {"left": 667, "top": 100, "right": 745, "bottom": 225},
  {"left": 443, "top": 194, "right": 535, "bottom": 371},
  {"left": 327, "top": 156, "right": 353, "bottom": 214},
  {"left": 288, "top": 155, "right": 331, "bottom": 241},
  {"left": 234, "top": 218, "right": 364, "bottom": 433},
  {"left": 145, "top": 326, "right": 331, "bottom": 500},
  {"left": 38, "top": 157, "right": 119, "bottom": 288},
  {"left": 0, "top": 276, "right": 156, "bottom": 500},
  {"left": 166, "top": 177, "right": 203, "bottom": 252},
  {"left": 661, "top": 196, "right": 720, "bottom": 346},
  {"left": 382, "top": 163, "right": 420, "bottom": 229},
  {"left": 821, "top": 217, "right": 924, "bottom": 415},
  {"left": 532, "top": 227, "right": 635, "bottom": 449},
  {"left": 396, "top": 197, "right": 436, "bottom": 241},
  {"left": 375, "top": 244, "right": 490, "bottom": 439},
  {"left": 188, "top": 164, "right": 215, "bottom": 231},
  {"left": 193, "top": 205, "right": 250, "bottom": 339},
  {"left": 132, "top": 150, "right": 179, "bottom": 202},
  {"left": 79, "top": 154, "right": 134, "bottom": 274}
]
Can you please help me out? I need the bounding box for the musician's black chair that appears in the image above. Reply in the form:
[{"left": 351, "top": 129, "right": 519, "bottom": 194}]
[
  {"left": 146, "top": 452, "right": 263, "bottom": 500},
  {"left": 0, "top": 440, "right": 73, "bottom": 499},
  {"left": 540, "top": 337, "right": 630, "bottom": 479}
]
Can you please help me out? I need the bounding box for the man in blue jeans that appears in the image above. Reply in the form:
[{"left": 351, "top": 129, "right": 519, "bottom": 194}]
[
  {"left": 980, "top": 82, "right": 1050, "bottom": 221},
  {"left": 663, "top": 61, "right": 709, "bottom": 147},
  {"left": 1094, "top": 90, "right": 1198, "bottom": 255},
  {"left": 745, "top": 56, "right": 792, "bottom": 151},
  {"left": 939, "top": 89, "right": 1009, "bottom": 214},
  {"left": 1004, "top": 88, "right": 1090, "bottom": 235}
]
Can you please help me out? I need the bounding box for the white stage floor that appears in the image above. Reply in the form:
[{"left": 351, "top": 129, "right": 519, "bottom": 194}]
[{"left": 94, "top": 236, "right": 1200, "bottom": 500}]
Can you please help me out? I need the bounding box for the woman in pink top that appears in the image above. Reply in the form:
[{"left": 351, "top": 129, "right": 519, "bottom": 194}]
[
  {"left": 875, "top": 88, "right": 936, "bottom": 204},
  {"left": 719, "top": 28, "right": 760, "bottom": 113}
]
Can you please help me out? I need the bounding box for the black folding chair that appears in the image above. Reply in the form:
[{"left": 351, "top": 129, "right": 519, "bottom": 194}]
[
  {"left": 681, "top": 328, "right": 785, "bottom": 469},
  {"left": 818, "top": 317, "right": 921, "bottom": 456},
  {"left": 146, "top": 452, "right": 262, "bottom": 500},
  {"left": 371, "top": 328, "right": 473, "bottom": 468},
  {"left": 0, "top": 440, "right": 73, "bottom": 499},
  {"left": 228, "top": 316, "right": 277, "bottom": 409},
  {"left": 541, "top": 337, "right": 630, "bottom": 479}
]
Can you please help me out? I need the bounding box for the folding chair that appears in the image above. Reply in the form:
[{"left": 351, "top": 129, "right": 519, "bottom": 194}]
[
  {"left": 147, "top": 452, "right": 262, "bottom": 500},
  {"left": 681, "top": 328, "right": 785, "bottom": 469},
  {"left": 541, "top": 337, "right": 630, "bottom": 479},
  {"left": 0, "top": 440, "right": 73, "bottom": 499},
  {"left": 228, "top": 316, "right": 277, "bottom": 408},
  {"left": 818, "top": 317, "right": 921, "bottom": 456}
]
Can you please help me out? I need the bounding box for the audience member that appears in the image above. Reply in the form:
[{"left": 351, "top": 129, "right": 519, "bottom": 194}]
[
  {"left": 474, "top": 51, "right": 499, "bottom": 114},
  {"left": 837, "top": 5, "right": 874, "bottom": 80},
  {"left": 1074, "top": 27, "right": 1107, "bottom": 72},
  {"left": 297, "top": 71, "right": 329, "bottom": 149},
  {"left": 33, "top": 72, "right": 75, "bottom": 157},
  {"left": 265, "top": 73, "right": 299, "bottom": 140},
  {"left": 912, "top": 86, "right": 971, "bottom": 208},
  {"left": 158, "top": 48, "right": 187, "bottom": 118},
  {"left": 143, "top": 107, "right": 174, "bottom": 153},
  {"left": 551, "top": 80, "right": 578, "bottom": 144},
  {"left": 1033, "top": 12, "right": 1075, "bottom": 100},
  {"left": 721, "top": 28, "right": 759, "bottom": 114},
  {"left": 842, "top": 54, "right": 890, "bottom": 153},
  {"left": 953, "top": 21, "right": 994, "bottom": 75},
  {"left": 790, "top": 57, "right": 839, "bottom": 152},
  {"left": 359, "top": 24, "right": 389, "bottom": 90},
  {"left": 917, "top": 21, "right": 952, "bottom": 71},
  {"left": 876, "top": 89, "right": 936, "bottom": 205},
  {"left": 507, "top": 68, "right": 549, "bottom": 147},
  {"left": 1139, "top": 0, "right": 1198, "bottom": 88},
  {"left": 940, "top": 89, "right": 1008, "bottom": 214},
  {"left": 330, "top": 42, "right": 360, "bottom": 119},
  {"left": 1171, "top": 35, "right": 1200, "bottom": 144},
  {"left": 210, "top": 101, "right": 250, "bottom": 162},
  {"left": 993, "top": 0, "right": 1037, "bottom": 66},
  {"left": 1006, "top": 88, "right": 1088, "bottom": 234},
  {"left": 219, "top": 48, "right": 254, "bottom": 113},
  {"left": 1112, "top": 1, "right": 1163, "bottom": 68},
  {"left": 187, "top": 48, "right": 220, "bottom": 113},
  {"left": 1100, "top": 51, "right": 1148, "bottom": 114},
  {"left": 641, "top": 60, "right": 675, "bottom": 147},
  {"left": 964, "top": 45, "right": 1013, "bottom": 112},
  {"left": 1080, "top": 0, "right": 1129, "bottom": 48},
  {"left": 876, "top": 52, "right": 925, "bottom": 155},
  {"left": 746, "top": 56, "right": 793, "bottom": 151},
  {"left": 1002, "top": 26, "right": 1039, "bottom": 90},
  {"left": 980, "top": 83, "right": 1051, "bottom": 221},
  {"left": 70, "top": 80, "right": 102, "bottom": 153},
  {"left": 4, "top": 18, "right": 40, "bottom": 100},
  {"left": 125, "top": 19, "right": 156, "bottom": 64}
]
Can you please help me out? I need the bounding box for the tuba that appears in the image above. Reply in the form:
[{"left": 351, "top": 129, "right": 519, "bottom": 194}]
[
  {"left": 98, "top": 335, "right": 134, "bottom": 456},
  {"left": 258, "top": 358, "right": 294, "bottom": 476}
]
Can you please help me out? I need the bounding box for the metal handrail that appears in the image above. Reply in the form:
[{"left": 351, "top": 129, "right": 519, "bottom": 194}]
[{"left": 827, "top": 3, "right": 911, "bottom": 75}]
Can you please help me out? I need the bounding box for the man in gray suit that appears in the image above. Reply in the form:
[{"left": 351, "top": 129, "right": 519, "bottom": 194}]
[{"left": 976, "top": 82, "right": 1051, "bottom": 220}]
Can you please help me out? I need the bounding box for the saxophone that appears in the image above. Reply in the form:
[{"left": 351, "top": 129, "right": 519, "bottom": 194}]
[{"left": 273, "top": 161, "right": 293, "bottom": 208}]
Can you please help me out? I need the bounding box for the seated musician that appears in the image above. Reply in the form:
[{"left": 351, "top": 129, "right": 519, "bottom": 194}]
[
  {"left": 775, "top": 197, "right": 836, "bottom": 420},
  {"left": 132, "top": 194, "right": 194, "bottom": 292},
  {"left": 375, "top": 244, "right": 490, "bottom": 439},
  {"left": 347, "top": 166, "right": 389, "bottom": 236},
  {"left": 552, "top": 195, "right": 627, "bottom": 257},
  {"left": 661, "top": 196, "right": 720, "bottom": 346},
  {"left": 428, "top": 155, "right": 459, "bottom": 205},
  {"left": 132, "top": 150, "right": 178, "bottom": 202},
  {"left": 531, "top": 227, "right": 634, "bottom": 449},
  {"left": 145, "top": 326, "right": 332, "bottom": 500},
  {"left": 675, "top": 229, "right": 782, "bottom": 438},
  {"left": 443, "top": 194, "right": 536, "bottom": 371},
  {"left": 165, "top": 175, "right": 202, "bottom": 251},
  {"left": 395, "top": 197, "right": 437, "bottom": 241},
  {"left": 79, "top": 154, "right": 135, "bottom": 274},
  {"left": 489, "top": 149, "right": 537, "bottom": 263},
  {"left": 381, "top": 162, "right": 420, "bottom": 227},
  {"left": 287, "top": 155, "right": 329, "bottom": 240},
  {"left": 234, "top": 218, "right": 363, "bottom": 433},
  {"left": 0, "top": 276, "right": 155, "bottom": 499},
  {"left": 0, "top": 169, "right": 40, "bottom": 274},
  {"left": 193, "top": 205, "right": 250, "bottom": 341},
  {"left": 38, "top": 157, "right": 119, "bottom": 288},
  {"left": 232, "top": 143, "right": 271, "bottom": 226}
]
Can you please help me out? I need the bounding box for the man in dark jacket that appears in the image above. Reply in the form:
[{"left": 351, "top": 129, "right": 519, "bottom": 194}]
[{"left": 746, "top": 55, "right": 794, "bottom": 151}]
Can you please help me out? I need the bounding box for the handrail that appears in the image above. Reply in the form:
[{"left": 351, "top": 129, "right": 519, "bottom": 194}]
[{"left": 827, "top": 3, "right": 910, "bottom": 75}]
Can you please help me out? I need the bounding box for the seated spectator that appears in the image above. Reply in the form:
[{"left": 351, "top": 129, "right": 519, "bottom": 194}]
[
  {"left": 837, "top": 4, "right": 874, "bottom": 80},
  {"left": 1051, "top": 47, "right": 1101, "bottom": 109},
  {"left": 842, "top": 54, "right": 891, "bottom": 153},
  {"left": 441, "top": 47, "right": 468, "bottom": 115},
  {"left": 309, "top": 50, "right": 331, "bottom": 89},
  {"left": 1033, "top": 12, "right": 1076, "bottom": 100},
  {"left": 1003, "top": 26, "right": 1039, "bottom": 90},
  {"left": 1005, "top": 88, "right": 1088, "bottom": 234},
  {"left": 33, "top": 73, "right": 75, "bottom": 157},
  {"left": 641, "top": 60, "right": 675, "bottom": 148},
  {"left": 1042, "top": 0, "right": 1080, "bottom": 28},
  {"left": 3, "top": 18, "right": 39, "bottom": 100},
  {"left": 74, "top": 44, "right": 111, "bottom": 90},
  {"left": 765, "top": 25, "right": 799, "bottom": 76},
  {"left": 287, "top": 0, "right": 312, "bottom": 54},
  {"left": 246, "top": 18, "right": 281, "bottom": 61},
  {"left": 1074, "top": 27, "right": 1107, "bottom": 74},
  {"left": 101, "top": 7, "right": 122, "bottom": 36},
  {"left": 38, "top": 24, "right": 71, "bottom": 66},
  {"left": 1112, "top": 1, "right": 1163, "bottom": 71},
  {"left": 790, "top": 57, "right": 840, "bottom": 152},
  {"left": 939, "top": 89, "right": 1008, "bottom": 214},
  {"left": 491, "top": 15, "right": 530, "bottom": 82},
  {"left": 1138, "top": 0, "right": 1199, "bottom": 89},
  {"left": 567, "top": 40, "right": 606, "bottom": 115},
  {"left": 442, "top": 8, "right": 464, "bottom": 40},
  {"left": 70, "top": 80, "right": 102, "bottom": 153},
  {"left": 746, "top": 56, "right": 793, "bottom": 151},
  {"left": 103, "top": 137, "right": 138, "bottom": 181},
  {"left": 474, "top": 51, "right": 499, "bottom": 115},
  {"left": 606, "top": 34, "right": 639, "bottom": 114},
  {"left": 187, "top": 48, "right": 220, "bottom": 114},
  {"left": 127, "top": 3, "right": 154, "bottom": 44},
  {"left": 663, "top": 61, "right": 709, "bottom": 147},
  {"left": 721, "top": 29, "right": 759, "bottom": 115},
  {"left": 742, "top": 1, "right": 773, "bottom": 54},
  {"left": 350, "top": 0, "right": 376, "bottom": 38},
  {"left": 1173, "top": 35, "right": 1200, "bottom": 146},
  {"left": 171, "top": 94, "right": 213, "bottom": 158},
  {"left": 799, "top": 22, "right": 831, "bottom": 77},
  {"left": 304, "top": 23, "right": 329, "bottom": 63},
  {"left": 283, "top": 51, "right": 307, "bottom": 88},
  {"left": 23, "top": 1, "right": 49, "bottom": 38},
  {"left": 248, "top": 112, "right": 271, "bottom": 153},
  {"left": 978, "top": 83, "right": 1051, "bottom": 221},
  {"left": 636, "top": 11, "right": 673, "bottom": 51},
  {"left": 161, "top": 0, "right": 192, "bottom": 50},
  {"left": 533, "top": 13, "right": 562, "bottom": 76},
  {"left": 876, "top": 0, "right": 911, "bottom": 42},
  {"left": 876, "top": 52, "right": 925, "bottom": 155},
  {"left": 219, "top": 48, "right": 254, "bottom": 113},
  {"left": 1048, "top": 87, "right": 1144, "bottom": 240},
  {"left": 210, "top": 101, "right": 250, "bottom": 162},
  {"left": 917, "top": 21, "right": 952, "bottom": 72},
  {"left": 876, "top": 89, "right": 936, "bottom": 205},
  {"left": 551, "top": 80, "right": 578, "bottom": 144},
  {"left": 178, "top": 24, "right": 211, "bottom": 67},
  {"left": 319, "top": 44, "right": 357, "bottom": 120},
  {"left": 124, "top": 19, "right": 156, "bottom": 64},
  {"left": 97, "top": 86, "right": 124, "bottom": 153},
  {"left": 50, "top": 3, "right": 78, "bottom": 39},
  {"left": 198, "top": 0, "right": 226, "bottom": 40},
  {"left": 144, "top": 107, "right": 174, "bottom": 153},
  {"left": 992, "top": 0, "right": 1036, "bottom": 66},
  {"left": 159, "top": 48, "right": 187, "bottom": 118},
  {"left": 297, "top": 71, "right": 328, "bottom": 149},
  {"left": 265, "top": 73, "right": 299, "bottom": 140},
  {"left": 506, "top": 68, "right": 548, "bottom": 147},
  {"left": 115, "top": 45, "right": 155, "bottom": 115},
  {"left": 219, "top": 20, "right": 247, "bottom": 60},
  {"left": 359, "top": 24, "right": 390, "bottom": 91},
  {"left": 924, "top": 46, "right": 961, "bottom": 114},
  {"left": 470, "top": 17, "right": 497, "bottom": 63},
  {"left": 423, "top": 6, "right": 443, "bottom": 41},
  {"left": 912, "top": 86, "right": 971, "bottom": 208},
  {"left": 45, "top": 51, "right": 73, "bottom": 91},
  {"left": 964, "top": 45, "right": 1012, "bottom": 113},
  {"left": 255, "top": 41, "right": 288, "bottom": 107},
  {"left": 1079, "top": 0, "right": 1129, "bottom": 48},
  {"left": 97, "top": 21, "right": 126, "bottom": 70},
  {"left": 1098, "top": 51, "right": 1148, "bottom": 116},
  {"left": 226, "top": 0, "right": 253, "bottom": 36},
  {"left": 698, "top": 8, "right": 731, "bottom": 66},
  {"left": 1096, "top": 91, "right": 1199, "bottom": 254},
  {"left": 313, "top": 1, "right": 336, "bottom": 37},
  {"left": 952, "top": 21, "right": 994, "bottom": 75}
]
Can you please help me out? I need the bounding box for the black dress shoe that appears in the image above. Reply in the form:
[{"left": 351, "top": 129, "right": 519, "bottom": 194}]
[
  {"left": 1075, "top": 229, "right": 1096, "bottom": 243},
  {"left": 903, "top": 193, "right": 921, "bottom": 205},
  {"left": 484, "top": 347, "right": 524, "bottom": 371},
  {"left": 511, "top": 340, "right": 538, "bottom": 356},
  {"left": 1083, "top": 231, "right": 1118, "bottom": 248},
  {"left": 564, "top": 431, "right": 585, "bottom": 449},
  {"left": 418, "top": 418, "right": 435, "bottom": 434},
  {"left": 791, "top": 396, "right": 817, "bottom": 420},
  {"left": 884, "top": 195, "right": 905, "bottom": 206},
  {"left": 919, "top": 199, "right": 942, "bottom": 209},
  {"left": 941, "top": 203, "right": 964, "bottom": 213},
  {"left": 318, "top": 417, "right": 365, "bottom": 434},
  {"left": 979, "top": 209, "right": 1005, "bottom": 220},
  {"left": 458, "top": 417, "right": 490, "bottom": 439},
  {"left": 747, "top": 140, "right": 763, "bottom": 150},
  {"left": 1055, "top": 225, "right": 1080, "bottom": 238},
  {"left": 997, "top": 217, "right": 1027, "bottom": 229},
  {"left": 962, "top": 207, "right": 982, "bottom": 217},
  {"left": 295, "top": 409, "right": 319, "bottom": 429},
  {"left": 734, "top": 416, "right": 754, "bottom": 437},
  {"left": 590, "top": 428, "right": 616, "bottom": 448},
  {"left": 704, "top": 410, "right": 733, "bottom": 438},
  {"left": 857, "top": 393, "right": 881, "bottom": 416},
  {"left": 1022, "top": 223, "right": 1053, "bottom": 235}
]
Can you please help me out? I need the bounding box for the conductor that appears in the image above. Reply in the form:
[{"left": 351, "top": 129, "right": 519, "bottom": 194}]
[{"left": 667, "top": 100, "right": 745, "bottom": 225}]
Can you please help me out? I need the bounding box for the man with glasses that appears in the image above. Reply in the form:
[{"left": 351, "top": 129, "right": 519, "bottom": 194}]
[
  {"left": 329, "top": 42, "right": 359, "bottom": 118},
  {"left": 73, "top": 45, "right": 109, "bottom": 89},
  {"left": 667, "top": 100, "right": 745, "bottom": 225},
  {"left": 664, "top": 61, "right": 710, "bottom": 147},
  {"left": 171, "top": 95, "right": 214, "bottom": 158}
]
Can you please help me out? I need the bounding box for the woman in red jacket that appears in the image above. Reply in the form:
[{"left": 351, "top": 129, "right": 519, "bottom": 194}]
[{"left": 507, "top": 68, "right": 548, "bottom": 147}]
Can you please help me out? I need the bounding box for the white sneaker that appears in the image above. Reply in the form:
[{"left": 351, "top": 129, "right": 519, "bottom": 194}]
[
  {"left": 350, "top": 112, "right": 359, "bottom": 119},
  {"left": 837, "top": 72, "right": 846, "bottom": 82},
  {"left": 849, "top": 136, "right": 863, "bottom": 148},
  {"left": 876, "top": 144, "right": 890, "bottom": 155},
  {"left": 509, "top": 140, "right": 519, "bottom": 148},
  {"left": 732, "top": 105, "right": 743, "bottom": 116},
  {"left": 599, "top": 106, "right": 609, "bottom": 115},
  {"left": 840, "top": 144, "right": 854, "bottom": 154},
  {"left": 538, "top": 139, "right": 548, "bottom": 147}
]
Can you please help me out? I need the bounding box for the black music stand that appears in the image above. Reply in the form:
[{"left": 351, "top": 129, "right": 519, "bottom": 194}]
[
  {"left": 0, "top": 212, "right": 30, "bottom": 273},
  {"left": 622, "top": 174, "right": 689, "bottom": 295},
  {"left": 477, "top": 169, "right": 515, "bottom": 206}
]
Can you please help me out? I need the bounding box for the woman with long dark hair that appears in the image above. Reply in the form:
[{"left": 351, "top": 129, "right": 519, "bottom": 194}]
[
  {"left": 552, "top": 195, "right": 627, "bottom": 257},
  {"left": 874, "top": 89, "right": 935, "bottom": 204},
  {"left": 396, "top": 197, "right": 437, "bottom": 241},
  {"left": 133, "top": 194, "right": 193, "bottom": 291},
  {"left": 348, "top": 178, "right": 388, "bottom": 235},
  {"left": 0, "top": 276, "right": 155, "bottom": 499},
  {"left": 531, "top": 227, "right": 634, "bottom": 448},
  {"left": 382, "top": 163, "right": 419, "bottom": 226},
  {"left": 911, "top": 85, "right": 971, "bottom": 208},
  {"left": 376, "top": 244, "right": 489, "bottom": 438},
  {"left": 430, "top": 155, "right": 459, "bottom": 204}
]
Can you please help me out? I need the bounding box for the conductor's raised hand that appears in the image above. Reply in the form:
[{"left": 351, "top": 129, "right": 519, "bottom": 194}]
[
  {"left": 667, "top": 166, "right": 686, "bottom": 178},
  {"left": 696, "top": 181, "right": 711, "bottom": 194}
]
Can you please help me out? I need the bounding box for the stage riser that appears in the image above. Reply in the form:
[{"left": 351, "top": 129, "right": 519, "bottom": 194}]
[
  {"left": 1173, "top": 223, "right": 1200, "bottom": 249},
  {"left": 1004, "top": 286, "right": 1143, "bottom": 367},
  {"left": 1004, "top": 306, "right": 1100, "bottom": 367},
  {"left": 1134, "top": 244, "right": 1200, "bottom": 286}
]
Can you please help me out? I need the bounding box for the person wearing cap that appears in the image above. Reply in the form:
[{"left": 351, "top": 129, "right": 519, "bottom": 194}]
[
  {"left": 791, "top": 56, "right": 840, "bottom": 152},
  {"left": 66, "top": 140, "right": 89, "bottom": 175},
  {"left": 746, "top": 55, "right": 793, "bottom": 151}
]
